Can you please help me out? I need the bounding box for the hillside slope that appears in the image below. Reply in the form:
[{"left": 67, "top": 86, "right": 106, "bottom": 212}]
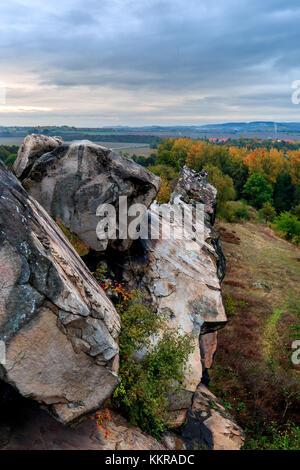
[{"left": 210, "top": 221, "right": 300, "bottom": 449}]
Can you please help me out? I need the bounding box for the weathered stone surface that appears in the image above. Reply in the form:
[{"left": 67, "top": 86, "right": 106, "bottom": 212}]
[
  {"left": 166, "top": 389, "right": 193, "bottom": 430},
  {"left": 174, "top": 165, "right": 217, "bottom": 224},
  {"left": 2, "top": 401, "right": 165, "bottom": 450},
  {"left": 13, "top": 134, "right": 63, "bottom": 179},
  {"left": 20, "top": 137, "right": 161, "bottom": 252},
  {"left": 162, "top": 432, "right": 186, "bottom": 450},
  {"left": 0, "top": 161, "right": 120, "bottom": 424},
  {"left": 182, "top": 384, "right": 244, "bottom": 450},
  {"left": 200, "top": 332, "right": 218, "bottom": 370},
  {"left": 166, "top": 409, "right": 188, "bottom": 429},
  {"left": 121, "top": 167, "right": 227, "bottom": 392}
]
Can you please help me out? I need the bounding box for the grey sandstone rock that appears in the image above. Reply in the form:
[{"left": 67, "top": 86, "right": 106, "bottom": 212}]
[
  {"left": 13, "top": 134, "right": 63, "bottom": 179},
  {"left": 0, "top": 161, "right": 120, "bottom": 424},
  {"left": 19, "top": 137, "right": 161, "bottom": 252},
  {"left": 120, "top": 167, "right": 227, "bottom": 392},
  {"left": 182, "top": 384, "right": 244, "bottom": 450}
]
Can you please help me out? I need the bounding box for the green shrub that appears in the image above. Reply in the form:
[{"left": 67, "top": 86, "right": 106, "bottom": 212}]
[
  {"left": 245, "top": 422, "right": 300, "bottom": 450},
  {"left": 259, "top": 201, "right": 277, "bottom": 222},
  {"left": 291, "top": 204, "right": 300, "bottom": 219},
  {"left": 223, "top": 294, "right": 247, "bottom": 316},
  {"left": 112, "top": 291, "right": 194, "bottom": 439},
  {"left": 273, "top": 211, "right": 300, "bottom": 241},
  {"left": 234, "top": 204, "right": 251, "bottom": 221}
]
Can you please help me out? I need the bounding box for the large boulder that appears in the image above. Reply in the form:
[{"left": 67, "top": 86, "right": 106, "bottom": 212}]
[
  {"left": 18, "top": 137, "right": 161, "bottom": 252},
  {"left": 1, "top": 400, "right": 166, "bottom": 450},
  {"left": 0, "top": 161, "right": 120, "bottom": 424},
  {"left": 181, "top": 384, "right": 244, "bottom": 450},
  {"left": 13, "top": 134, "right": 63, "bottom": 179}
]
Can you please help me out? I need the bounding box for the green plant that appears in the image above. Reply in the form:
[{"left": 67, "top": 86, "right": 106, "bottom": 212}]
[
  {"left": 236, "top": 401, "right": 246, "bottom": 412},
  {"left": 111, "top": 290, "right": 194, "bottom": 438},
  {"left": 245, "top": 422, "right": 300, "bottom": 450},
  {"left": 243, "top": 173, "right": 273, "bottom": 209},
  {"left": 259, "top": 201, "right": 277, "bottom": 222},
  {"left": 223, "top": 294, "right": 247, "bottom": 317},
  {"left": 291, "top": 204, "right": 300, "bottom": 219},
  {"left": 273, "top": 211, "right": 300, "bottom": 241},
  {"left": 234, "top": 204, "right": 251, "bottom": 221},
  {"left": 90, "top": 408, "right": 111, "bottom": 438},
  {"left": 217, "top": 201, "right": 235, "bottom": 222}
]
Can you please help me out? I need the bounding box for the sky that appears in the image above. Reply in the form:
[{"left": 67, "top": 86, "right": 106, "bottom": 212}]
[{"left": 1, "top": 0, "right": 300, "bottom": 126}]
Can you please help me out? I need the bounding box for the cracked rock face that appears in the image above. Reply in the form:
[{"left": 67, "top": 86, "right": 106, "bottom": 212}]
[
  {"left": 13, "top": 134, "right": 63, "bottom": 179},
  {"left": 121, "top": 167, "right": 227, "bottom": 392},
  {"left": 182, "top": 384, "right": 244, "bottom": 450},
  {"left": 18, "top": 136, "right": 161, "bottom": 252},
  {"left": 0, "top": 161, "right": 120, "bottom": 424}
]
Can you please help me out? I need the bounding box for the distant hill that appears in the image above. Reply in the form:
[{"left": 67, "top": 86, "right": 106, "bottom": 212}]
[{"left": 2, "top": 121, "right": 300, "bottom": 142}]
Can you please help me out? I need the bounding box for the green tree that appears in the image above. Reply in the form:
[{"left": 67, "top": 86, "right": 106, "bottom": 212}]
[
  {"left": 273, "top": 172, "right": 295, "bottom": 213},
  {"left": 291, "top": 204, "right": 300, "bottom": 219},
  {"left": 243, "top": 173, "right": 273, "bottom": 209},
  {"left": 206, "top": 164, "right": 235, "bottom": 215},
  {"left": 147, "top": 164, "right": 179, "bottom": 182}
]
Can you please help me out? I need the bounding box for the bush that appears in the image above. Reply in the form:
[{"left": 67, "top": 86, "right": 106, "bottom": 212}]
[
  {"left": 234, "top": 204, "right": 251, "bottom": 221},
  {"left": 246, "top": 422, "right": 300, "bottom": 450},
  {"left": 111, "top": 290, "right": 194, "bottom": 438},
  {"left": 291, "top": 204, "right": 300, "bottom": 219},
  {"left": 259, "top": 202, "right": 277, "bottom": 222},
  {"left": 223, "top": 294, "right": 247, "bottom": 316},
  {"left": 273, "top": 211, "right": 300, "bottom": 241},
  {"left": 217, "top": 201, "right": 235, "bottom": 222}
]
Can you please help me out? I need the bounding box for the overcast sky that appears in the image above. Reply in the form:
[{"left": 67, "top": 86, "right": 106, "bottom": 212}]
[{"left": 1, "top": 0, "right": 300, "bottom": 126}]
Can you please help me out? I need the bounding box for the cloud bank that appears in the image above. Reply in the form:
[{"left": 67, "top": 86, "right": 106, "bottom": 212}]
[{"left": 1, "top": 0, "right": 300, "bottom": 125}]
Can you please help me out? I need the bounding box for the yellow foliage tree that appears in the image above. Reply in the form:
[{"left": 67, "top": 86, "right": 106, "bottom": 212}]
[
  {"left": 243, "top": 148, "right": 284, "bottom": 185},
  {"left": 287, "top": 150, "right": 300, "bottom": 185},
  {"left": 156, "top": 177, "right": 172, "bottom": 204},
  {"left": 185, "top": 141, "right": 208, "bottom": 171}
]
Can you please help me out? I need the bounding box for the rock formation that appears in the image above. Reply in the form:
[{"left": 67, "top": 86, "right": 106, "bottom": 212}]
[
  {"left": 0, "top": 160, "right": 120, "bottom": 424},
  {"left": 119, "top": 167, "right": 227, "bottom": 392},
  {"left": 6, "top": 135, "right": 244, "bottom": 450},
  {"left": 13, "top": 134, "right": 63, "bottom": 179},
  {"left": 16, "top": 136, "right": 161, "bottom": 252},
  {"left": 1, "top": 398, "right": 165, "bottom": 450},
  {"left": 182, "top": 384, "right": 244, "bottom": 450}
]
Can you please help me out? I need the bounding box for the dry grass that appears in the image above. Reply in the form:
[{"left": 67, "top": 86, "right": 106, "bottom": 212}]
[{"left": 210, "top": 221, "right": 300, "bottom": 445}]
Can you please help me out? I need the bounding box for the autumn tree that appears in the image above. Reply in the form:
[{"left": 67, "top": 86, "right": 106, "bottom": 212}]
[
  {"left": 243, "top": 148, "right": 284, "bottom": 185},
  {"left": 205, "top": 164, "right": 235, "bottom": 215},
  {"left": 156, "top": 177, "right": 172, "bottom": 204},
  {"left": 287, "top": 150, "right": 300, "bottom": 186}
]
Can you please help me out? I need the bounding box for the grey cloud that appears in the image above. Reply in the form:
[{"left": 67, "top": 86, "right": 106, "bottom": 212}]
[{"left": 1, "top": 0, "right": 300, "bottom": 124}]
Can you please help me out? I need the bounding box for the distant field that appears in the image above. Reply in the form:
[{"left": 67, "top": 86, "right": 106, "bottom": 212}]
[
  {"left": 0, "top": 138, "right": 153, "bottom": 157},
  {"left": 0, "top": 137, "right": 24, "bottom": 145}
]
